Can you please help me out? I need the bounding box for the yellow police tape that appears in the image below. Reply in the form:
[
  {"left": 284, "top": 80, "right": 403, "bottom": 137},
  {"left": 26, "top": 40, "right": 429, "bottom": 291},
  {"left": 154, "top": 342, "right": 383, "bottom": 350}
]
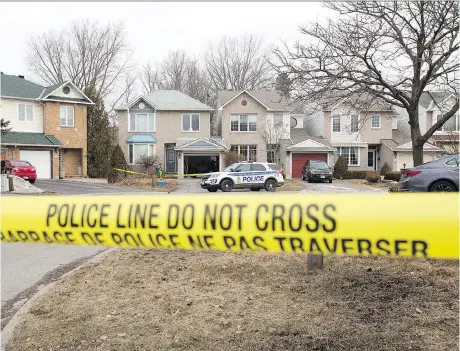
[
  {"left": 1, "top": 194, "right": 458, "bottom": 259},
  {"left": 113, "top": 168, "right": 204, "bottom": 177}
]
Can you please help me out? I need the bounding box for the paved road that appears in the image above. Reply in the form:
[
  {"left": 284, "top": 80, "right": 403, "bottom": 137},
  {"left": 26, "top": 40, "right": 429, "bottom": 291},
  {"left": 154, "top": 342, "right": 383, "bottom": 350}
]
[{"left": 1, "top": 180, "right": 154, "bottom": 309}]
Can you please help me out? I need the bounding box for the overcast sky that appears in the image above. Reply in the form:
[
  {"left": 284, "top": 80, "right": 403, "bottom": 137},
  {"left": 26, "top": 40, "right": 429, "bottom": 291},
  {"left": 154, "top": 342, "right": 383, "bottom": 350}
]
[{"left": 0, "top": 2, "right": 327, "bottom": 84}]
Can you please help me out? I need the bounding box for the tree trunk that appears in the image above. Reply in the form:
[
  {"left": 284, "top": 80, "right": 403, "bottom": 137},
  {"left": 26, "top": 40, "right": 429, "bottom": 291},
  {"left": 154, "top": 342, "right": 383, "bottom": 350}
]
[{"left": 408, "top": 107, "right": 424, "bottom": 167}]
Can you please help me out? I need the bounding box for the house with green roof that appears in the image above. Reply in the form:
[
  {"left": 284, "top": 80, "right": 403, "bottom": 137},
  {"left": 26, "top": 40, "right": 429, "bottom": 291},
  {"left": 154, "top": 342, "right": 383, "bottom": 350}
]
[{"left": 1, "top": 73, "right": 93, "bottom": 179}]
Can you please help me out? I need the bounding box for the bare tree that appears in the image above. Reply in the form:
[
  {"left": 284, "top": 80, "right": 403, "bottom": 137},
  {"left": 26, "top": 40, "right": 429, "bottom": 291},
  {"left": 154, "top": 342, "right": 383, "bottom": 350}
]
[
  {"left": 258, "top": 120, "right": 289, "bottom": 165},
  {"left": 140, "top": 62, "right": 162, "bottom": 94},
  {"left": 274, "top": 1, "right": 459, "bottom": 166},
  {"left": 206, "top": 34, "right": 275, "bottom": 91},
  {"left": 26, "top": 19, "right": 133, "bottom": 99}
]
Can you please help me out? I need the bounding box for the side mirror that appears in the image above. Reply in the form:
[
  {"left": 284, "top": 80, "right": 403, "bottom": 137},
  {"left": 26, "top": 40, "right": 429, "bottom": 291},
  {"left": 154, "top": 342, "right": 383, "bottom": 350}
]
[{"left": 229, "top": 168, "right": 234, "bottom": 172}]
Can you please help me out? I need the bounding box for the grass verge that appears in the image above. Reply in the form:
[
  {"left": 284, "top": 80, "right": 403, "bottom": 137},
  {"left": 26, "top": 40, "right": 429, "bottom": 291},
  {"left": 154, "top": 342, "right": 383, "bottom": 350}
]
[
  {"left": 278, "top": 179, "right": 305, "bottom": 192},
  {"left": 6, "top": 250, "right": 458, "bottom": 351},
  {"left": 113, "top": 174, "right": 179, "bottom": 192}
]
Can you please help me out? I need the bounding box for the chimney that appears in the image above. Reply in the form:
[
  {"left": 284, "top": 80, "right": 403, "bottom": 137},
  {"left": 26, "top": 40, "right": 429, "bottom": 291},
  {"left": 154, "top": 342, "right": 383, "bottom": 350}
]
[{"left": 18, "top": 75, "right": 24, "bottom": 79}]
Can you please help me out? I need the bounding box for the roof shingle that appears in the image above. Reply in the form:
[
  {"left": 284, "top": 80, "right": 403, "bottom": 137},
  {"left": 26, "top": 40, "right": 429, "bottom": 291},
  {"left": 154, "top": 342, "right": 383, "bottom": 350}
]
[
  {"left": 1, "top": 132, "right": 62, "bottom": 146},
  {"left": 1, "top": 74, "right": 45, "bottom": 99}
]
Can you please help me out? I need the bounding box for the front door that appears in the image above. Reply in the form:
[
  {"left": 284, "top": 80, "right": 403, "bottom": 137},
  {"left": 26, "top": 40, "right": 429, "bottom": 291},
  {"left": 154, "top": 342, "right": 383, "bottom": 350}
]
[
  {"left": 367, "top": 150, "right": 376, "bottom": 171},
  {"left": 165, "top": 146, "right": 176, "bottom": 173}
]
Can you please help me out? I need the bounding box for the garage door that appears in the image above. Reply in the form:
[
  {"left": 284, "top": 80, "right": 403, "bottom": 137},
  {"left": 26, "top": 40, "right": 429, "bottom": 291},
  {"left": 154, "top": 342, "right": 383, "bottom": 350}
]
[
  {"left": 292, "top": 153, "right": 328, "bottom": 178},
  {"left": 19, "top": 150, "right": 52, "bottom": 179}
]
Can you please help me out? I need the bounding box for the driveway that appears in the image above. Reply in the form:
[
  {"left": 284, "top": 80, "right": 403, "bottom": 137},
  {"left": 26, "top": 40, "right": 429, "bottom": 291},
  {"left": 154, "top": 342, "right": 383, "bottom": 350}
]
[{"left": 297, "top": 179, "right": 386, "bottom": 193}]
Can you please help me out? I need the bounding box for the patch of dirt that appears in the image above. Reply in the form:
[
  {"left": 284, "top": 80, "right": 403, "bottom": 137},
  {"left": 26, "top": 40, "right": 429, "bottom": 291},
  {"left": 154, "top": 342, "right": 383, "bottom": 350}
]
[{"left": 6, "top": 251, "right": 458, "bottom": 351}]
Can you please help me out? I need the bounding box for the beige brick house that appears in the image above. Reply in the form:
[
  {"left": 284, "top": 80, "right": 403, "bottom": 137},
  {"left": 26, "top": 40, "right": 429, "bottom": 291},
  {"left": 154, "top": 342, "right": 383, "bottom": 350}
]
[
  {"left": 116, "top": 91, "right": 221, "bottom": 176},
  {"left": 0, "top": 73, "right": 93, "bottom": 178}
]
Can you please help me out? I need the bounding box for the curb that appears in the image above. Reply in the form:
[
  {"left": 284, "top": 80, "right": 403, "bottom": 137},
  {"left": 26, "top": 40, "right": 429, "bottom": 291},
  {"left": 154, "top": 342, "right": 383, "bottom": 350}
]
[{"left": 1, "top": 248, "right": 116, "bottom": 350}]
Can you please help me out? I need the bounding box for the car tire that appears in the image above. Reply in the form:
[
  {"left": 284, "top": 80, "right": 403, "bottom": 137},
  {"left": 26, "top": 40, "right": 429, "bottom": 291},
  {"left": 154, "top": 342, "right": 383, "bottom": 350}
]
[
  {"left": 429, "top": 180, "right": 457, "bottom": 192},
  {"left": 250, "top": 188, "right": 261, "bottom": 191},
  {"left": 264, "top": 179, "right": 277, "bottom": 192},
  {"left": 307, "top": 177, "right": 312, "bottom": 183},
  {"left": 220, "top": 179, "right": 233, "bottom": 192},
  {"left": 30, "top": 179, "right": 36, "bottom": 184},
  {"left": 329, "top": 179, "right": 332, "bottom": 183},
  {"left": 207, "top": 188, "right": 218, "bottom": 192}
]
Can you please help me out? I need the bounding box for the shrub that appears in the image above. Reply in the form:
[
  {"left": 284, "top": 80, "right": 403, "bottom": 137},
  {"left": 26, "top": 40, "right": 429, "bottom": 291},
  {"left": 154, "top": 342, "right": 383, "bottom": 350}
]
[
  {"left": 224, "top": 151, "right": 244, "bottom": 166},
  {"left": 380, "top": 162, "right": 391, "bottom": 176},
  {"left": 366, "top": 171, "right": 379, "bottom": 183},
  {"left": 107, "top": 144, "right": 127, "bottom": 184},
  {"left": 384, "top": 171, "right": 401, "bottom": 182},
  {"left": 343, "top": 170, "right": 367, "bottom": 179},
  {"left": 389, "top": 183, "right": 399, "bottom": 192},
  {"left": 137, "top": 155, "right": 160, "bottom": 174},
  {"left": 333, "top": 155, "right": 348, "bottom": 179}
]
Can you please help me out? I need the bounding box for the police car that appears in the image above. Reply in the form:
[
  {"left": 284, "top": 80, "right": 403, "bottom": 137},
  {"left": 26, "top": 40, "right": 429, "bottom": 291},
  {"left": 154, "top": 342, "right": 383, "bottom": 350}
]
[{"left": 200, "top": 162, "right": 284, "bottom": 192}]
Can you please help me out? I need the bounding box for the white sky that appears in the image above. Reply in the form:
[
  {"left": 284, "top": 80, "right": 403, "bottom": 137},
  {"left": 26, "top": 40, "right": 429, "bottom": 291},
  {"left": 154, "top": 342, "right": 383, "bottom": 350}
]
[{"left": 0, "top": 2, "right": 327, "bottom": 83}]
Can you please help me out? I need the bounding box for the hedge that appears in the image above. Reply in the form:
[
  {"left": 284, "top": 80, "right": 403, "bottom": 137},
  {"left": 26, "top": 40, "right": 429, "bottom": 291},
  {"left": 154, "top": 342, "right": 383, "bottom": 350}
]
[
  {"left": 343, "top": 170, "right": 367, "bottom": 179},
  {"left": 366, "top": 171, "right": 379, "bottom": 183},
  {"left": 384, "top": 171, "right": 401, "bottom": 182}
]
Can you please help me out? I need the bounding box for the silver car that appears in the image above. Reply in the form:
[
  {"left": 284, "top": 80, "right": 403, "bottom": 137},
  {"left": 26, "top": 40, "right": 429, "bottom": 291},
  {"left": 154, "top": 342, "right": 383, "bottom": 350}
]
[{"left": 398, "top": 154, "right": 459, "bottom": 192}]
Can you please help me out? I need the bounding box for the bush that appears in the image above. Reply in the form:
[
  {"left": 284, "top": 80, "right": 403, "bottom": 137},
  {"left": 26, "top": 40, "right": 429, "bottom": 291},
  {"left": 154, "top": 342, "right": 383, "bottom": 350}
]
[
  {"left": 107, "top": 144, "right": 127, "bottom": 184},
  {"left": 224, "top": 151, "right": 244, "bottom": 166},
  {"left": 343, "top": 170, "right": 367, "bottom": 179},
  {"left": 380, "top": 162, "right": 391, "bottom": 176},
  {"left": 389, "top": 183, "right": 399, "bottom": 192},
  {"left": 333, "top": 155, "right": 348, "bottom": 179},
  {"left": 366, "top": 171, "right": 379, "bottom": 183},
  {"left": 137, "top": 155, "right": 160, "bottom": 174},
  {"left": 384, "top": 171, "right": 401, "bottom": 182}
]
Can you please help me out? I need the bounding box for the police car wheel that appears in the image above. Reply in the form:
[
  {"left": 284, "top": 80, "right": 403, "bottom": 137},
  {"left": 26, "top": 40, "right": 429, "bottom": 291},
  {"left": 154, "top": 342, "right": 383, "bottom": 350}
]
[
  {"left": 265, "top": 179, "right": 277, "bottom": 192},
  {"left": 250, "top": 188, "right": 261, "bottom": 191},
  {"left": 207, "top": 188, "right": 218, "bottom": 192},
  {"left": 220, "top": 179, "right": 233, "bottom": 192}
]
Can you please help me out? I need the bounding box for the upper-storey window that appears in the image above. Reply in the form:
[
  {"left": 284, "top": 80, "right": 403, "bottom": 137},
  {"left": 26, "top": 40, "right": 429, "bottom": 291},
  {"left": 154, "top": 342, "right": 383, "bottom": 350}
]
[
  {"left": 18, "top": 104, "right": 33, "bottom": 122},
  {"left": 437, "top": 114, "right": 459, "bottom": 131},
  {"left": 371, "top": 115, "right": 381, "bottom": 129},
  {"left": 182, "top": 113, "right": 200, "bottom": 132},
  {"left": 332, "top": 115, "right": 340, "bottom": 132},
  {"left": 231, "top": 114, "right": 257, "bottom": 132},
  {"left": 273, "top": 114, "right": 283, "bottom": 127},
  {"left": 60, "top": 106, "right": 74, "bottom": 127},
  {"left": 129, "top": 113, "right": 155, "bottom": 132},
  {"left": 350, "top": 115, "right": 359, "bottom": 132}
]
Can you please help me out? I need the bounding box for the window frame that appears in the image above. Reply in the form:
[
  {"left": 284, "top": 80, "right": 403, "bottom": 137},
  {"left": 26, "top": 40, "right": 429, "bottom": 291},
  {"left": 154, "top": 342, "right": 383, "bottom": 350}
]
[
  {"left": 371, "top": 115, "right": 381, "bottom": 129},
  {"left": 230, "top": 114, "right": 257, "bottom": 132},
  {"left": 436, "top": 114, "right": 459, "bottom": 132},
  {"left": 18, "top": 103, "right": 34, "bottom": 122},
  {"left": 230, "top": 145, "right": 257, "bottom": 161},
  {"left": 128, "top": 143, "right": 156, "bottom": 164},
  {"left": 350, "top": 115, "right": 359, "bottom": 133},
  {"left": 332, "top": 115, "right": 340, "bottom": 133},
  {"left": 181, "top": 113, "right": 201, "bottom": 132},
  {"left": 128, "top": 113, "right": 156, "bottom": 132},
  {"left": 60, "top": 106, "right": 75, "bottom": 127},
  {"left": 335, "top": 147, "right": 360, "bottom": 166},
  {"left": 273, "top": 114, "right": 283, "bottom": 127}
]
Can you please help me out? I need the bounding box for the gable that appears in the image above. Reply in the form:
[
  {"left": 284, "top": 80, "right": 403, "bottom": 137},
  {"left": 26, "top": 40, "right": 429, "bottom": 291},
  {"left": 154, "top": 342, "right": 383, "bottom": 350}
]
[
  {"left": 397, "top": 141, "right": 440, "bottom": 150},
  {"left": 42, "top": 81, "right": 93, "bottom": 105},
  {"left": 175, "top": 138, "right": 227, "bottom": 151},
  {"left": 292, "top": 139, "right": 331, "bottom": 149},
  {"left": 220, "top": 91, "right": 269, "bottom": 111},
  {"left": 129, "top": 97, "right": 156, "bottom": 113}
]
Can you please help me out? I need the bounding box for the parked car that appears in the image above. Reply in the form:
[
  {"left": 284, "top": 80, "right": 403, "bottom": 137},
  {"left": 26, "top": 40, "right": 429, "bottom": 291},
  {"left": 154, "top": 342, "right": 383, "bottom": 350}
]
[
  {"left": 302, "top": 160, "right": 333, "bottom": 183},
  {"left": 200, "top": 162, "right": 284, "bottom": 192},
  {"left": 0, "top": 160, "right": 37, "bottom": 183},
  {"left": 398, "top": 154, "right": 459, "bottom": 192}
]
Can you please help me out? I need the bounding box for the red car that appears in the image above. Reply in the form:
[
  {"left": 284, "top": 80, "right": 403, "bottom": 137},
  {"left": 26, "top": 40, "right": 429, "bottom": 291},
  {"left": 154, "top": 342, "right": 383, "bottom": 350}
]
[{"left": 1, "top": 160, "right": 37, "bottom": 183}]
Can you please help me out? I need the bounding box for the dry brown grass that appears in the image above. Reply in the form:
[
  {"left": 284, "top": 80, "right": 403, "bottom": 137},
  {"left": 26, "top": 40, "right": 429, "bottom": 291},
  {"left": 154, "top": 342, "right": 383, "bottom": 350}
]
[
  {"left": 6, "top": 250, "right": 458, "bottom": 351},
  {"left": 114, "top": 174, "right": 179, "bottom": 192},
  {"left": 278, "top": 179, "right": 305, "bottom": 192}
]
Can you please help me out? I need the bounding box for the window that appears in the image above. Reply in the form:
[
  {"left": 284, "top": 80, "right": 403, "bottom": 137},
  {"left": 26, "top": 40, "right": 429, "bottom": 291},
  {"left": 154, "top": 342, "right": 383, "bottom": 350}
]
[
  {"left": 129, "top": 113, "right": 155, "bottom": 132},
  {"left": 182, "top": 113, "right": 200, "bottom": 132},
  {"left": 335, "top": 147, "right": 359, "bottom": 166},
  {"left": 445, "top": 157, "right": 459, "bottom": 167},
  {"left": 351, "top": 115, "right": 359, "bottom": 133},
  {"left": 273, "top": 114, "right": 283, "bottom": 127},
  {"left": 60, "top": 106, "right": 74, "bottom": 127},
  {"left": 267, "top": 151, "right": 275, "bottom": 164},
  {"left": 128, "top": 144, "right": 155, "bottom": 164},
  {"left": 230, "top": 114, "right": 257, "bottom": 131},
  {"left": 234, "top": 163, "right": 251, "bottom": 172},
  {"left": 371, "top": 115, "right": 381, "bottom": 128},
  {"left": 18, "top": 104, "right": 33, "bottom": 122},
  {"left": 332, "top": 115, "right": 340, "bottom": 132},
  {"left": 231, "top": 145, "right": 257, "bottom": 161},
  {"left": 437, "top": 115, "right": 459, "bottom": 132},
  {"left": 251, "top": 164, "right": 266, "bottom": 171}
]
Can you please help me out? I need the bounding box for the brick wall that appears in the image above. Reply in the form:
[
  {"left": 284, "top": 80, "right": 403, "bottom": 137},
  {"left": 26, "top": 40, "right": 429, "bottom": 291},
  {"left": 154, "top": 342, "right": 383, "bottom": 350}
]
[
  {"left": 63, "top": 148, "right": 82, "bottom": 176},
  {"left": 43, "top": 102, "right": 88, "bottom": 176}
]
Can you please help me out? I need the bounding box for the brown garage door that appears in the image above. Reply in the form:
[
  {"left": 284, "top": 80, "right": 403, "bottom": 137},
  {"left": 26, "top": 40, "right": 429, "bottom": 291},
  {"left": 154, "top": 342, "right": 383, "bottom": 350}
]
[{"left": 292, "top": 153, "right": 328, "bottom": 178}]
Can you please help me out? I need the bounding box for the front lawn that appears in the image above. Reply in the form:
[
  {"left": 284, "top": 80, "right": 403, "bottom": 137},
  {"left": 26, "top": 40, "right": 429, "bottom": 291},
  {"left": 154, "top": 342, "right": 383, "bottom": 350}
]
[
  {"left": 113, "top": 174, "right": 179, "bottom": 192},
  {"left": 278, "top": 179, "right": 305, "bottom": 191}
]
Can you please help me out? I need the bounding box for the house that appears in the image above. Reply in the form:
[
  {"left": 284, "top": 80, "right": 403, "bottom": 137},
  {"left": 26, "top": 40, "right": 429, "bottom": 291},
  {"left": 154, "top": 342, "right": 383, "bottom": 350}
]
[
  {"left": 115, "top": 91, "right": 222, "bottom": 176},
  {"left": 0, "top": 73, "right": 93, "bottom": 179}
]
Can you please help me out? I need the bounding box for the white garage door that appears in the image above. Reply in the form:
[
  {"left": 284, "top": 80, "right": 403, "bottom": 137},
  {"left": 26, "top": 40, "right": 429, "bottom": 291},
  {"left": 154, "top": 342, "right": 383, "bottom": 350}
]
[{"left": 19, "top": 150, "right": 52, "bottom": 179}]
